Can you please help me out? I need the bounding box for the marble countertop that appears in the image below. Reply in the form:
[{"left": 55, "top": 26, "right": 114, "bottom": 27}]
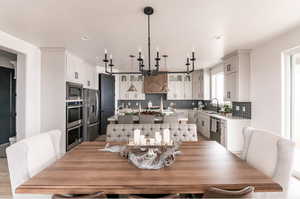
[
  {"left": 197, "top": 110, "right": 251, "bottom": 121},
  {"left": 107, "top": 114, "right": 188, "bottom": 122}
]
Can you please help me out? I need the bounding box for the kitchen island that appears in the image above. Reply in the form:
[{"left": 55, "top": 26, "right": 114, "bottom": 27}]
[{"left": 107, "top": 111, "right": 188, "bottom": 124}]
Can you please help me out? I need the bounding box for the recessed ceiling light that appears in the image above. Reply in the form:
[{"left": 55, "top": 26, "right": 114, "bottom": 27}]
[
  {"left": 81, "top": 35, "right": 89, "bottom": 41},
  {"left": 214, "top": 35, "right": 223, "bottom": 40}
]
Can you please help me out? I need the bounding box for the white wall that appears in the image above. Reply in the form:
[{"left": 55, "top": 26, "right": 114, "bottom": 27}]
[
  {"left": 40, "top": 48, "right": 66, "bottom": 153},
  {"left": 251, "top": 26, "right": 300, "bottom": 135},
  {"left": 0, "top": 30, "right": 41, "bottom": 140}
]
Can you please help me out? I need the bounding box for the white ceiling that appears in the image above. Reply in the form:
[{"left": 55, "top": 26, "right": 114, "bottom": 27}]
[{"left": 1, "top": 0, "right": 300, "bottom": 70}]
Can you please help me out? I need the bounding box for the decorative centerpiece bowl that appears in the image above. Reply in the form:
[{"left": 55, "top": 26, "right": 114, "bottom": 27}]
[{"left": 120, "top": 139, "right": 181, "bottom": 170}]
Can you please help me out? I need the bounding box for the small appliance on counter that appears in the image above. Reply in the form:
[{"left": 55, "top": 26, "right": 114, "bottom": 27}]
[{"left": 83, "top": 89, "right": 100, "bottom": 141}]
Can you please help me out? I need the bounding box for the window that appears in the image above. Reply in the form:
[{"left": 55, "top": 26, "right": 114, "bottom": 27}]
[
  {"left": 211, "top": 71, "right": 224, "bottom": 104},
  {"left": 284, "top": 51, "right": 300, "bottom": 179},
  {"left": 290, "top": 55, "right": 300, "bottom": 149}
]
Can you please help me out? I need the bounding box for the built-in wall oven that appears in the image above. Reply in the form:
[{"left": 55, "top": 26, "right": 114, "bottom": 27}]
[
  {"left": 66, "top": 125, "right": 83, "bottom": 151},
  {"left": 67, "top": 102, "right": 83, "bottom": 129},
  {"left": 66, "top": 82, "right": 83, "bottom": 101},
  {"left": 66, "top": 100, "right": 83, "bottom": 151}
]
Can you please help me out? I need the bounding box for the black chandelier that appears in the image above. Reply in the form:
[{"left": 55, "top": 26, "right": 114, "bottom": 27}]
[{"left": 103, "top": 6, "right": 196, "bottom": 76}]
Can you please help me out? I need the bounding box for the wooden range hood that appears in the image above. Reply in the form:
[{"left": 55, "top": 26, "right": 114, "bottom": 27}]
[{"left": 143, "top": 73, "right": 168, "bottom": 94}]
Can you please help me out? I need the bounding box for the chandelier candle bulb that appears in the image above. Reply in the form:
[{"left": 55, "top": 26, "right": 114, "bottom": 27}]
[
  {"left": 104, "top": 49, "right": 108, "bottom": 59},
  {"left": 134, "top": 129, "right": 141, "bottom": 145}
]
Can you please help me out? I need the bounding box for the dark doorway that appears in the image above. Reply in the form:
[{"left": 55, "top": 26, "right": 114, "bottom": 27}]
[
  {"left": 99, "top": 74, "right": 115, "bottom": 135},
  {"left": 0, "top": 67, "right": 16, "bottom": 145}
]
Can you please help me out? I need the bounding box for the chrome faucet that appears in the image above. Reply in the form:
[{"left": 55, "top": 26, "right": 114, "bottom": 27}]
[{"left": 211, "top": 98, "right": 220, "bottom": 113}]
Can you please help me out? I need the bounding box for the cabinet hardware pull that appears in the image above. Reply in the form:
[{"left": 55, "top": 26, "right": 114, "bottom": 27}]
[
  {"left": 227, "top": 91, "right": 231, "bottom": 99},
  {"left": 227, "top": 64, "right": 231, "bottom": 71},
  {"left": 75, "top": 72, "right": 78, "bottom": 79}
]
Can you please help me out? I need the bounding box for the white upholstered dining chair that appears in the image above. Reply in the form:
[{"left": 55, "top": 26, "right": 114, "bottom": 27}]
[
  {"left": 6, "top": 130, "right": 62, "bottom": 199},
  {"left": 241, "top": 127, "right": 295, "bottom": 198}
]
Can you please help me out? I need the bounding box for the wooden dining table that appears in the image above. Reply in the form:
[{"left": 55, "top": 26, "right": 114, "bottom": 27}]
[{"left": 16, "top": 141, "right": 282, "bottom": 195}]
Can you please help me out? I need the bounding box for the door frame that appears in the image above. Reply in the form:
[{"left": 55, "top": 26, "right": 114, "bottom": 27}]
[
  {"left": 0, "top": 66, "right": 16, "bottom": 145},
  {"left": 283, "top": 48, "right": 300, "bottom": 179}
]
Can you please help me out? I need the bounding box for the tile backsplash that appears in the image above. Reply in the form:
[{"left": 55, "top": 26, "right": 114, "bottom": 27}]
[
  {"left": 118, "top": 94, "right": 202, "bottom": 109},
  {"left": 232, "top": 102, "right": 251, "bottom": 119}
]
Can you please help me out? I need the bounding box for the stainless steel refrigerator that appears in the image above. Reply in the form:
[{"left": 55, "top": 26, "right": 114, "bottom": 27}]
[{"left": 83, "top": 89, "right": 99, "bottom": 141}]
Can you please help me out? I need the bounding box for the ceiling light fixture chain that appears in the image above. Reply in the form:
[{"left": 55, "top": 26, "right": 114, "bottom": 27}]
[{"left": 103, "top": 6, "right": 196, "bottom": 76}]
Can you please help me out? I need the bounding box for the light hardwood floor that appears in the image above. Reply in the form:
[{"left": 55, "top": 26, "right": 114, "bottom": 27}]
[{"left": 0, "top": 158, "right": 12, "bottom": 199}]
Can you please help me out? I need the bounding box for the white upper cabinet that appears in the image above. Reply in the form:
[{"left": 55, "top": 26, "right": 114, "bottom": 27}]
[
  {"left": 167, "top": 74, "right": 185, "bottom": 100},
  {"left": 168, "top": 71, "right": 210, "bottom": 100},
  {"left": 184, "top": 74, "right": 193, "bottom": 99},
  {"left": 222, "top": 50, "right": 251, "bottom": 102},
  {"left": 191, "top": 69, "right": 210, "bottom": 100},
  {"left": 224, "top": 72, "right": 237, "bottom": 101},
  {"left": 83, "top": 64, "right": 97, "bottom": 89},
  {"left": 119, "top": 74, "right": 145, "bottom": 100},
  {"left": 119, "top": 75, "right": 129, "bottom": 100},
  {"left": 66, "top": 52, "right": 98, "bottom": 89},
  {"left": 224, "top": 55, "right": 238, "bottom": 75},
  {"left": 66, "top": 53, "right": 80, "bottom": 83}
]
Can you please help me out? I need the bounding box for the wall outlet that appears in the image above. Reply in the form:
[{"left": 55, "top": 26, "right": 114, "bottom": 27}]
[
  {"left": 242, "top": 106, "right": 246, "bottom": 112},
  {"left": 236, "top": 106, "right": 240, "bottom": 111}
]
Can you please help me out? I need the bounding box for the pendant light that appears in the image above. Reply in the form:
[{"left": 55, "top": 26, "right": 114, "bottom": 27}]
[{"left": 127, "top": 55, "right": 138, "bottom": 92}]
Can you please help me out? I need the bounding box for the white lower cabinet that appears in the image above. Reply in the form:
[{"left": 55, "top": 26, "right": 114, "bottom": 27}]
[
  {"left": 197, "top": 112, "right": 210, "bottom": 139},
  {"left": 188, "top": 110, "right": 198, "bottom": 124},
  {"left": 221, "top": 119, "right": 251, "bottom": 153},
  {"left": 196, "top": 110, "right": 251, "bottom": 154}
]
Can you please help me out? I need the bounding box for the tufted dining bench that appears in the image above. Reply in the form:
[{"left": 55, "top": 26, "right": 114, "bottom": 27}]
[{"left": 106, "top": 123, "right": 198, "bottom": 142}]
